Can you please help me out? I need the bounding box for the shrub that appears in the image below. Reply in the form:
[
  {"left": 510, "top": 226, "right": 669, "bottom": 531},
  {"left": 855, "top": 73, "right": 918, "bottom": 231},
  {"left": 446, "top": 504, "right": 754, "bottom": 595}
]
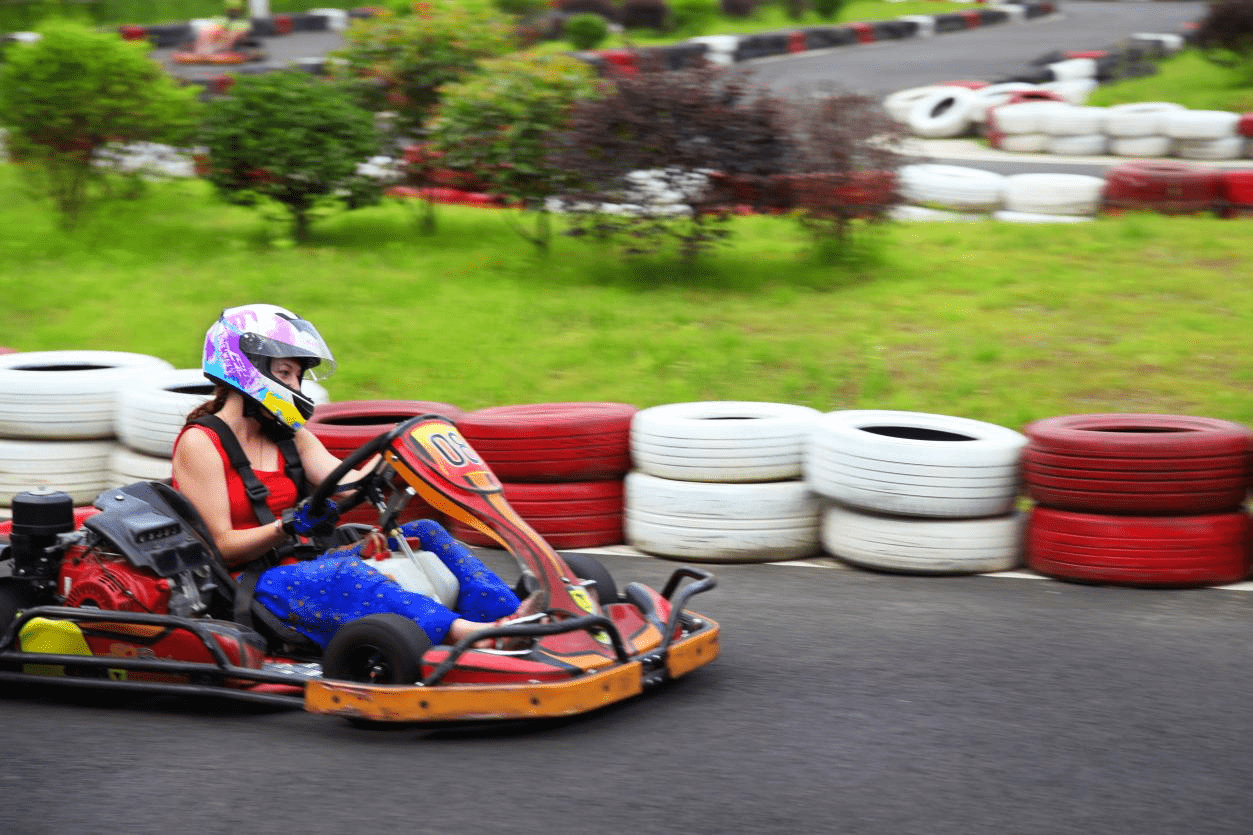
[
  {"left": 669, "top": 0, "right": 718, "bottom": 34},
  {"left": 0, "top": 20, "right": 200, "bottom": 229},
  {"left": 199, "top": 71, "right": 383, "bottom": 243},
  {"left": 1193, "top": 0, "right": 1253, "bottom": 84},
  {"left": 812, "top": 0, "right": 843, "bottom": 20},
  {"left": 783, "top": 0, "right": 807, "bottom": 23},
  {"left": 720, "top": 0, "right": 757, "bottom": 19},
  {"left": 426, "top": 52, "right": 603, "bottom": 251},
  {"left": 621, "top": 0, "right": 669, "bottom": 31},
  {"left": 554, "top": 0, "right": 620, "bottom": 22},
  {"left": 492, "top": 0, "right": 550, "bottom": 19},
  {"left": 566, "top": 12, "right": 610, "bottom": 50},
  {"left": 330, "top": 1, "right": 519, "bottom": 136},
  {"left": 553, "top": 64, "right": 793, "bottom": 260}
]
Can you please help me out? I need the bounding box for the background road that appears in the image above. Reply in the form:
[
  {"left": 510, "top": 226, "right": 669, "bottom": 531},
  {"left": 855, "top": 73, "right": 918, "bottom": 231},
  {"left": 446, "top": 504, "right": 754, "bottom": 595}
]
[{"left": 3, "top": 551, "right": 1252, "bottom": 835}]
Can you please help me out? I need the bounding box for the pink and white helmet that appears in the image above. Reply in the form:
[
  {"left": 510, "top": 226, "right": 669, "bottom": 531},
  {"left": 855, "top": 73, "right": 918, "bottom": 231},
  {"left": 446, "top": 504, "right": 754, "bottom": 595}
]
[{"left": 202, "top": 303, "right": 335, "bottom": 430}]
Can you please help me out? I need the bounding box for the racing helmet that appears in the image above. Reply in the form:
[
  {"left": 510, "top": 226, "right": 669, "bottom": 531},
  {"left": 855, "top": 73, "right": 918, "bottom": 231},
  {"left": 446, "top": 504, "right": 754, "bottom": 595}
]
[{"left": 202, "top": 303, "right": 336, "bottom": 430}]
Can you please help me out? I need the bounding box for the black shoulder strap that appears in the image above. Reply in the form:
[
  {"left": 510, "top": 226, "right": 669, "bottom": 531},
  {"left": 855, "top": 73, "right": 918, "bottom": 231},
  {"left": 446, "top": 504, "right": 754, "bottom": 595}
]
[{"left": 190, "top": 414, "right": 309, "bottom": 524}]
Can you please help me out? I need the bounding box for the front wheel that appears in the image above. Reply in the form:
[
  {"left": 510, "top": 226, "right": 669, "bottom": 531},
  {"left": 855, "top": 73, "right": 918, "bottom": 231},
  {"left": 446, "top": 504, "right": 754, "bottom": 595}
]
[{"left": 322, "top": 614, "right": 433, "bottom": 685}]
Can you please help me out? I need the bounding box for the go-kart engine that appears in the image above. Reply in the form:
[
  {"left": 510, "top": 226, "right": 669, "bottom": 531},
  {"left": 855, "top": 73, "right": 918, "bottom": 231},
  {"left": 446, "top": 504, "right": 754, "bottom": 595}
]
[{"left": 60, "top": 549, "right": 210, "bottom": 618}]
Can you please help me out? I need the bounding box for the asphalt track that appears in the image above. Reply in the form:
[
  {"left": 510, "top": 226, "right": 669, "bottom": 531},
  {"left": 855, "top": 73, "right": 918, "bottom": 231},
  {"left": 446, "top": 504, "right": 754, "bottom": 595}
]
[{"left": 3, "top": 550, "right": 1252, "bottom": 835}]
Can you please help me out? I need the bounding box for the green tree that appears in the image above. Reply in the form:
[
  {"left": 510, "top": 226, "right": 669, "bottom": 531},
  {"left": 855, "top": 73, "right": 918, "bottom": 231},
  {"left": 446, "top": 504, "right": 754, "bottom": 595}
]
[
  {"left": 0, "top": 20, "right": 200, "bottom": 230},
  {"left": 1194, "top": 0, "right": 1253, "bottom": 85},
  {"left": 199, "top": 71, "right": 382, "bottom": 244},
  {"left": 426, "top": 52, "right": 603, "bottom": 252},
  {"left": 330, "top": 1, "right": 519, "bottom": 137}
]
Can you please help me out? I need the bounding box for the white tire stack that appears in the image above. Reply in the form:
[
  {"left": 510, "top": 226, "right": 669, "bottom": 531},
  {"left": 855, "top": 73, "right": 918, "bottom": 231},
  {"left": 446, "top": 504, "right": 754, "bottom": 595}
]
[
  {"left": 0, "top": 351, "right": 173, "bottom": 505},
  {"left": 987, "top": 100, "right": 1073, "bottom": 153},
  {"left": 806, "top": 410, "right": 1027, "bottom": 574},
  {"left": 897, "top": 164, "right": 1005, "bottom": 216},
  {"left": 1165, "top": 110, "right": 1245, "bottom": 161},
  {"left": 110, "top": 367, "right": 331, "bottom": 488},
  {"left": 1105, "top": 102, "right": 1184, "bottom": 158},
  {"left": 1043, "top": 106, "right": 1108, "bottom": 157},
  {"left": 625, "top": 401, "right": 823, "bottom": 562},
  {"left": 994, "top": 173, "right": 1105, "bottom": 222}
]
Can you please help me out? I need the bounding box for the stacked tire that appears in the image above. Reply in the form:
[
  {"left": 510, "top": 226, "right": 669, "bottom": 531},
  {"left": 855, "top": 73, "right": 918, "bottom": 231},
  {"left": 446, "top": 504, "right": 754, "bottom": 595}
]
[
  {"left": 806, "top": 410, "right": 1027, "bottom": 575},
  {"left": 0, "top": 351, "right": 174, "bottom": 506},
  {"left": 625, "top": 401, "right": 823, "bottom": 563},
  {"left": 306, "top": 399, "right": 462, "bottom": 526},
  {"left": 453, "top": 403, "right": 637, "bottom": 550},
  {"left": 1023, "top": 414, "right": 1252, "bottom": 587}
]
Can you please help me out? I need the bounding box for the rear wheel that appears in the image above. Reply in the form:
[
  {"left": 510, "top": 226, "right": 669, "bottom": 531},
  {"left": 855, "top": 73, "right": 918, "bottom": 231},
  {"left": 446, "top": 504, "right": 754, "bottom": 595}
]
[{"left": 322, "top": 614, "right": 433, "bottom": 685}]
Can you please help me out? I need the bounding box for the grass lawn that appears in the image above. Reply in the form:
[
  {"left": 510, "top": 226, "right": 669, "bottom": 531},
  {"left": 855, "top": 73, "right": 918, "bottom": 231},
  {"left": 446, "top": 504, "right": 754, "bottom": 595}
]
[{"left": 2, "top": 166, "right": 1250, "bottom": 432}]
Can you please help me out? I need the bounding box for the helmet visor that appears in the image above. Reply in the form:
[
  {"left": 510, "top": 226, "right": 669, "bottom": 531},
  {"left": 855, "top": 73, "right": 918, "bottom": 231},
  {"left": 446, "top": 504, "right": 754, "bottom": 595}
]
[{"left": 238, "top": 317, "right": 337, "bottom": 382}]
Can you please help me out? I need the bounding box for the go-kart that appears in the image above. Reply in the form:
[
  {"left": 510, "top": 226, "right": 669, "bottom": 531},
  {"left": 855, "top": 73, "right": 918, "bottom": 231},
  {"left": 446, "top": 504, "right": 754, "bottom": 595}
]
[{"left": 0, "top": 415, "right": 719, "bottom": 724}]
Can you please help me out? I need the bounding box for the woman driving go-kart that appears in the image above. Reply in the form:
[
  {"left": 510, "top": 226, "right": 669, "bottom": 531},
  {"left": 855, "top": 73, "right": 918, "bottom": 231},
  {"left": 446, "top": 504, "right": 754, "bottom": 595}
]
[{"left": 171, "top": 303, "right": 544, "bottom": 650}]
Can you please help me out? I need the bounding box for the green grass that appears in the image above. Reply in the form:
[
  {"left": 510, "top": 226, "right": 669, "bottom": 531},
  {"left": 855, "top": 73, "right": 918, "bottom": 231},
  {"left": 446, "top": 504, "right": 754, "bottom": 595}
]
[
  {"left": 1087, "top": 49, "right": 1253, "bottom": 114},
  {"left": 3, "top": 167, "right": 1251, "bottom": 432}
]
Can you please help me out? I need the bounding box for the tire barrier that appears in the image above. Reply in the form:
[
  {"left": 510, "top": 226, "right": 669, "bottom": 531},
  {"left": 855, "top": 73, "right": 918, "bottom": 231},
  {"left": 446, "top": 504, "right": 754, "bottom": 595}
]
[
  {"left": 806, "top": 410, "right": 1026, "bottom": 574},
  {"left": 1022, "top": 414, "right": 1251, "bottom": 516},
  {"left": 449, "top": 479, "right": 625, "bottom": 550},
  {"left": 630, "top": 401, "right": 820, "bottom": 483},
  {"left": 0, "top": 351, "right": 175, "bottom": 441},
  {"left": 821, "top": 504, "right": 1025, "bottom": 577},
  {"left": 1102, "top": 160, "right": 1224, "bottom": 215},
  {"left": 1023, "top": 414, "right": 1252, "bottom": 588},
  {"left": 456, "top": 402, "right": 636, "bottom": 483},
  {"left": 114, "top": 368, "right": 217, "bottom": 458},
  {"left": 1027, "top": 506, "right": 1250, "bottom": 588},
  {"left": 625, "top": 471, "right": 821, "bottom": 563},
  {"left": 0, "top": 439, "right": 120, "bottom": 506}
]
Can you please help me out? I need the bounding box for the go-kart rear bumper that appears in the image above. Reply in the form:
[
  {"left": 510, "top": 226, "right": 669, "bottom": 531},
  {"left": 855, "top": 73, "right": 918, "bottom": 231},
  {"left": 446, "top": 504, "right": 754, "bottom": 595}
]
[{"left": 304, "top": 614, "right": 719, "bottom": 722}]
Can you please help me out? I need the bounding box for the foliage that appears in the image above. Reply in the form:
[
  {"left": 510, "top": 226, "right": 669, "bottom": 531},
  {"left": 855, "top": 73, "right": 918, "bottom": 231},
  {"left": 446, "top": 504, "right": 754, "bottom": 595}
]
[
  {"left": 812, "top": 0, "right": 842, "bottom": 20},
  {"left": 0, "top": 19, "right": 200, "bottom": 230},
  {"left": 1193, "top": 0, "right": 1253, "bottom": 84},
  {"left": 777, "top": 90, "right": 906, "bottom": 260},
  {"left": 668, "top": 0, "right": 718, "bottom": 35},
  {"left": 719, "top": 0, "right": 758, "bottom": 19},
  {"left": 621, "top": 0, "right": 669, "bottom": 31},
  {"left": 1086, "top": 49, "right": 1253, "bottom": 113},
  {"left": 783, "top": 0, "right": 807, "bottom": 23},
  {"left": 553, "top": 63, "right": 794, "bottom": 260},
  {"left": 199, "top": 71, "right": 382, "bottom": 243},
  {"left": 329, "top": 1, "right": 519, "bottom": 136},
  {"left": 565, "top": 13, "right": 610, "bottom": 50},
  {"left": 426, "top": 52, "right": 603, "bottom": 251},
  {"left": 490, "top": 0, "right": 550, "bottom": 19},
  {"left": 553, "top": 0, "right": 620, "bottom": 21}
]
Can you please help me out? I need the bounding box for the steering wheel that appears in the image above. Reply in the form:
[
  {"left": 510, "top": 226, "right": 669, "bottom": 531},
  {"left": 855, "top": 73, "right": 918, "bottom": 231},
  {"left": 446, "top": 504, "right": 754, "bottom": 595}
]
[{"left": 305, "top": 415, "right": 431, "bottom": 531}]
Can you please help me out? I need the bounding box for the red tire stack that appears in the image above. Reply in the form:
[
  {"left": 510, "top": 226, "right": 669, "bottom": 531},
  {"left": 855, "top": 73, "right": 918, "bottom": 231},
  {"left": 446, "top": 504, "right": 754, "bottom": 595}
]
[
  {"left": 1023, "top": 414, "right": 1252, "bottom": 587},
  {"left": 306, "top": 400, "right": 464, "bottom": 526},
  {"left": 452, "top": 403, "right": 638, "bottom": 550}
]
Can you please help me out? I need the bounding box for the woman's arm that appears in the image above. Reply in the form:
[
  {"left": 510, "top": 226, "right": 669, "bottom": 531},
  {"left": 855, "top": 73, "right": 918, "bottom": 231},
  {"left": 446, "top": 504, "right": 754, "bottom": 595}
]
[{"left": 172, "top": 427, "right": 290, "bottom": 568}]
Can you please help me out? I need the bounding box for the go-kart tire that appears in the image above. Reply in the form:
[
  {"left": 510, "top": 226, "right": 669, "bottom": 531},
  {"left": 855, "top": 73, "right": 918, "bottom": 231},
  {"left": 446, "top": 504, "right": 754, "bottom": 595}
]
[
  {"left": 1022, "top": 414, "right": 1251, "bottom": 515},
  {"left": 805, "top": 410, "right": 1027, "bottom": 519},
  {"left": 821, "top": 503, "right": 1025, "bottom": 575},
  {"left": 561, "top": 552, "right": 621, "bottom": 605},
  {"left": 0, "top": 351, "right": 174, "bottom": 440},
  {"left": 450, "top": 479, "right": 624, "bottom": 550},
  {"left": 457, "top": 402, "right": 637, "bottom": 482},
  {"left": 630, "top": 401, "right": 821, "bottom": 483},
  {"left": 0, "top": 439, "right": 120, "bottom": 506},
  {"left": 625, "top": 472, "right": 821, "bottom": 563},
  {"left": 306, "top": 400, "right": 464, "bottom": 457},
  {"left": 322, "top": 613, "right": 433, "bottom": 685},
  {"left": 1027, "top": 506, "right": 1251, "bottom": 587}
]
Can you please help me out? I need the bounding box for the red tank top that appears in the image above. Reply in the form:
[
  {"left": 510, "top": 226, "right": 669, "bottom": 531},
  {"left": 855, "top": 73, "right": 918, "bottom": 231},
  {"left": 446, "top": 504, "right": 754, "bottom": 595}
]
[{"left": 172, "top": 423, "right": 300, "bottom": 530}]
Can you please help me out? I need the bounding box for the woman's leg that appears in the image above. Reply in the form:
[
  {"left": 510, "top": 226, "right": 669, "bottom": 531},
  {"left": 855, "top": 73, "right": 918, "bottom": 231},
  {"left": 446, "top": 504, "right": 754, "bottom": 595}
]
[
  {"left": 398, "top": 519, "right": 522, "bottom": 622},
  {"left": 256, "top": 558, "right": 462, "bottom": 648}
]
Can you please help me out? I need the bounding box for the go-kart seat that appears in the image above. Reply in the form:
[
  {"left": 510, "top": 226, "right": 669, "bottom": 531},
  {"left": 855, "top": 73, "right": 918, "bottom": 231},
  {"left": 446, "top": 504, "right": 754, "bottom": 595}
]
[{"left": 116, "top": 480, "right": 324, "bottom": 658}]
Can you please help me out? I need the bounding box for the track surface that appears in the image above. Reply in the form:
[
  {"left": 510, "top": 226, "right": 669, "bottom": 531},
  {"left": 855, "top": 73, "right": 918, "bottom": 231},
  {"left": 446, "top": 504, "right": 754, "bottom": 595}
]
[{"left": 3, "top": 552, "right": 1252, "bottom": 835}]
